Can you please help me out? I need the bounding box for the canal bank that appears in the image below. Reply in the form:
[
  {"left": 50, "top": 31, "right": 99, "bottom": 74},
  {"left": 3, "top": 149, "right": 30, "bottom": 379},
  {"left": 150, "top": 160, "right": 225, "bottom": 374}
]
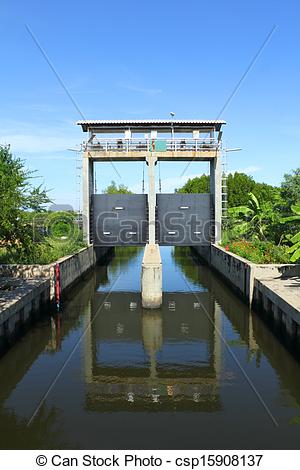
[
  {"left": 1, "top": 242, "right": 299, "bottom": 356},
  {"left": 1, "top": 246, "right": 300, "bottom": 449},
  {"left": 0, "top": 246, "right": 111, "bottom": 351},
  {"left": 193, "top": 244, "right": 300, "bottom": 343}
]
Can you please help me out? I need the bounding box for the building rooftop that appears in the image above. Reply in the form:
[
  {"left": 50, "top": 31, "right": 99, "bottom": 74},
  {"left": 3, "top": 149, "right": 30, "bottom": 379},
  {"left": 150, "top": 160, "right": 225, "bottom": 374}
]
[{"left": 77, "top": 119, "right": 226, "bottom": 132}]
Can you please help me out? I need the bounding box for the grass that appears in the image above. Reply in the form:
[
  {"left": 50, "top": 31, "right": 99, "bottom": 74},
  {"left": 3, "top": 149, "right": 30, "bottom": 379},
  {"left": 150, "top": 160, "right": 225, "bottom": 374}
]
[{"left": 0, "top": 238, "right": 86, "bottom": 265}]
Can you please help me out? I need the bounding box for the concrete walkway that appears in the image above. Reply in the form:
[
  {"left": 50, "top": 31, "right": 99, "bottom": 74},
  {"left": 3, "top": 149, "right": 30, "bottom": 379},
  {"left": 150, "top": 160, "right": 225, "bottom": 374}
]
[
  {"left": 0, "top": 277, "right": 48, "bottom": 313},
  {"left": 256, "top": 274, "right": 300, "bottom": 317},
  {"left": 254, "top": 271, "right": 300, "bottom": 340}
]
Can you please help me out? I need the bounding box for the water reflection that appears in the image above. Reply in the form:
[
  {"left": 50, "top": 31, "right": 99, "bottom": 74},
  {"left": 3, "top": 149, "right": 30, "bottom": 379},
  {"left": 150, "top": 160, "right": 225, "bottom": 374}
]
[
  {"left": 0, "top": 247, "right": 300, "bottom": 449},
  {"left": 84, "top": 289, "right": 222, "bottom": 412}
]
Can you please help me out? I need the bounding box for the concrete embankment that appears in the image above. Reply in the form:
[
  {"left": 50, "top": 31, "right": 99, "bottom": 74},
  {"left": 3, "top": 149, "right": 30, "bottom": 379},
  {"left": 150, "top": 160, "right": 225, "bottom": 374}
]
[
  {"left": 253, "top": 274, "right": 300, "bottom": 339},
  {"left": 193, "top": 244, "right": 300, "bottom": 343},
  {"left": 0, "top": 277, "right": 49, "bottom": 347},
  {"left": 0, "top": 246, "right": 111, "bottom": 350}
]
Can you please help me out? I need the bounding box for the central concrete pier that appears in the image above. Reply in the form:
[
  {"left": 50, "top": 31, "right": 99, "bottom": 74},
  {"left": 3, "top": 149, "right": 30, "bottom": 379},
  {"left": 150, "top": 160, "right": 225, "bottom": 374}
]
[
  {"left": 78, "top": 119, "right": 225, "bottom": 308},
  {"left": 141, "top": 244, "right": 162, "bottom": 308},
  {"left": 141, "top": 153, "right": 162, "bottom": 308}
]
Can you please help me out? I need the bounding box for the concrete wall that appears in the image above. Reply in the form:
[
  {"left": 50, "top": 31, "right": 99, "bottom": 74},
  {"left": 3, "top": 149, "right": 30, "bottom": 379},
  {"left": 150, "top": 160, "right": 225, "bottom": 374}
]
[
  {"left": 0, "top": 263, "right": 50, "bottom": 279},
  {"left": 193, "top": 243, "right": 300, "bottom": 344},
  {"left": 253, "top": 277, "right": 300, "bottom": 341},
  {"left": 194, "top": 244, "right": 294, "bottom": 305},
  {"left": 50, "top": 245, "right": 97, "bottom": 296},
  {"left": 0, "top": 246, "right": 111, "bottom": 352},
  {"left": 0, "top": 246, "right": 110, "bottom": 300},
  {"left": 0, "top": 278, "right": 50, "bottom": 346}
]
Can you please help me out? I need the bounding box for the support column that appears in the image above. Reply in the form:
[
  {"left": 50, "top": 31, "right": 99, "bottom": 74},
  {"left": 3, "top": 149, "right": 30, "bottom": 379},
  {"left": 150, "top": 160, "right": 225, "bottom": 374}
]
[
  {"left": 141, "top": 154, "right": 162, "bottom": 308},
  {"left": 210, "top": 154, "right": 222, "bottom": 243},
  {"left": 146, "top": 154, "right": 157, "bottom": 244},
  {"left": 141, "top": 244, "right": 162, "bottom": 308},
  {"left": 82, "top": 153, "right": 94, "bottom": 244}
]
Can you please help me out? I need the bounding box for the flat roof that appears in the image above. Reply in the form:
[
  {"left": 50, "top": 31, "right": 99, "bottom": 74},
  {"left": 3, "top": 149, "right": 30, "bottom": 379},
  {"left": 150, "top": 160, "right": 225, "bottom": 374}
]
[{"left": 77, "top": 119, "right": 226, "bottom": 132}]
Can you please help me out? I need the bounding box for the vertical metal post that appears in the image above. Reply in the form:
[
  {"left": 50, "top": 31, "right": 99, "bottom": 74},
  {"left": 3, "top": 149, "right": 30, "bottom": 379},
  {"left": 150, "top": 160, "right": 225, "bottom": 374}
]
[
  {"left": 82, "top": 153, "right": 94, "bottom": 244},
  {"left": 210, "top": 153, "right": 222, "bottom": 243}
]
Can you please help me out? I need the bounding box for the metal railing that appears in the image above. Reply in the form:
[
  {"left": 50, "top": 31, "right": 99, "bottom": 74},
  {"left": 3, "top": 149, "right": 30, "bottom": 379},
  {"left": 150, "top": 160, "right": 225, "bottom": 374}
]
[{"left": 85, "top": 137, "right": 218, "bottom": 152}]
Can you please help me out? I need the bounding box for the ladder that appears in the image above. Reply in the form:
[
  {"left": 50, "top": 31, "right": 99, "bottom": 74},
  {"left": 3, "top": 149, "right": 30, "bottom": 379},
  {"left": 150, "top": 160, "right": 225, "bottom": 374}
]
[{"left": 221, "top": 150, "right": 228, "bottom": 222}]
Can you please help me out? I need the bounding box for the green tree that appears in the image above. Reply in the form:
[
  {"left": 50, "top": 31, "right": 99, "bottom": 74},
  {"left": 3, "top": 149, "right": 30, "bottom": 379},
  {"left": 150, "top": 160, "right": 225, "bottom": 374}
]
[
  {"left": 175, "top": 172, "right": 280, "bottom": 209},
  {"left": 175, "top": 174, "right": 209, "bottom": 193},
  {"left": 252, "top": 182, "right": 281, "bottom": 204},
  {"left": 102, "top": 180, "right": 133, "bottom": 194},
  {"left": 0, "top": 146, "right": 50, "bottom": 254},
  {"left": 226, "top": 172, "right": 255, "bottom": 207},
  {"left": 175, "top": 172, "right": 256, "bottom": 206},
  {"left": 280, "top": 168, "right": 300, "bottom": 206}
]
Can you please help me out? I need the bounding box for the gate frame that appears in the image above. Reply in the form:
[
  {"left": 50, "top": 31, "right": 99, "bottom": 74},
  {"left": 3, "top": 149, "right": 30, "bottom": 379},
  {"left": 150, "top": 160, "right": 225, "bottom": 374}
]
[{"left": 80, "top": 120, "right": 224, "bottom": 246}]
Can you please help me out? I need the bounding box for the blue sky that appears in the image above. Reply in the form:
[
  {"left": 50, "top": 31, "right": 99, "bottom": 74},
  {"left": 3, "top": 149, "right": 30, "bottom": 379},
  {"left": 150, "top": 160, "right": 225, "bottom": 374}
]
[{"left": 0, "top": 0, "right": 299, "bottom": 209}]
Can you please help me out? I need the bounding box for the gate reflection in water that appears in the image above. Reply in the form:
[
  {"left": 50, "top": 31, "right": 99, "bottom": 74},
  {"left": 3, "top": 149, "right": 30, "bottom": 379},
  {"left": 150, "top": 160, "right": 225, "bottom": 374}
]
[
  {"left": 84, "top": 291, "right": 221, "bottom": 412},
  {"left": 1, "top": 247, "right": 300, "bottom": 449}
]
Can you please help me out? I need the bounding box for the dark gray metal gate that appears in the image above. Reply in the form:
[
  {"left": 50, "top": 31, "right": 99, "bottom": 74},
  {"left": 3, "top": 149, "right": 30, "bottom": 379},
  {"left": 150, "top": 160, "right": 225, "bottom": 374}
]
[
  {"left": 156, "top": 193, "right": 211, "bottom": 246},
  {"left": 92, "top": 194, "right": 148, "bottom": 246}
]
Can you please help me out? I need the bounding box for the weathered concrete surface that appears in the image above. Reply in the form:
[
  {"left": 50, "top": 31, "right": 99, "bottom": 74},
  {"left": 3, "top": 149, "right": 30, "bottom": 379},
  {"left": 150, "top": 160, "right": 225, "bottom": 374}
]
[
  {"left": 53, "top": 246, "right": 105, "bottom": 296},
  {"left": 0, "top": 246, "right": 110, "bottom": 300},
  {"left": 194, "top": 244, "right": 294, "bottom": 305},
  {"left": 253, "top": 274, "right": 300, "bottom": 340},
  {"left": 141, "top": 244, "right": 162, "bottom": 309},
  {"left": 193, "top": 243, "right": 300, "bottom": 343},
  {"left": 0, "top": 246, "right": 111, "bottom": 352},
  {"left": 0, "top": 277, "right": 50, "bottom": 343},
  {"left": 254, "top": 275, "right": 300, "bottom": 321}
]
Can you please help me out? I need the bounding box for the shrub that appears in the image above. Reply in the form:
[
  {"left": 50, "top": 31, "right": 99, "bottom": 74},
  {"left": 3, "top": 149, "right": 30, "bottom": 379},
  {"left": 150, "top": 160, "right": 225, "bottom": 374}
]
[{"left": 222, "top": 239, "right": 290, "bottom": 264}]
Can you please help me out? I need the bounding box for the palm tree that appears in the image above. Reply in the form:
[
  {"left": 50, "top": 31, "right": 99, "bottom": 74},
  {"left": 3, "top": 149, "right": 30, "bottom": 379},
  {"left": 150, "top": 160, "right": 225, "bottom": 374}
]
[
  {"left": 228, "top": 192, "right": 277, "bottom": 240},
  {"left": 282, "top": 204, "right": 300, "bottom": 262}
]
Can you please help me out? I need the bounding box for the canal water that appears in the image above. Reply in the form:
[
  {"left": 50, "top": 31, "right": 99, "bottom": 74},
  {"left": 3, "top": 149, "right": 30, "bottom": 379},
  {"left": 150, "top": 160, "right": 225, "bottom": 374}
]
[{"left": 1, "top": 246, "right": 300, "bottom": 449}]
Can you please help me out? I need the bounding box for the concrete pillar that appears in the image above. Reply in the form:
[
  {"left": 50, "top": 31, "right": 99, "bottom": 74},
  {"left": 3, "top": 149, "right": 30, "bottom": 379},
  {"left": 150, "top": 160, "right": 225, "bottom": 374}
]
[
  {"left": 146, "top": 154, "right": 157, "bottom": 244},
  {"left": 210, "top": 154, "right": 222, "bottom": 243},
  {"left": 82, "top": 153, "right": 94, "bottom": 244},
  {"left": 141, "top": 244, "right": 162, "bottom": 309},
  {"left": 142, "top": 154, "right": 162, "bottom": 308}
]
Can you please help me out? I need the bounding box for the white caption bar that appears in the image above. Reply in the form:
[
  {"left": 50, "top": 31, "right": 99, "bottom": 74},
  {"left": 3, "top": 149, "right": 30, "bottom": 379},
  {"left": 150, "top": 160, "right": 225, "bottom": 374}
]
[{"left": 0, "top": 450, "right": 298, "bottom": 470}]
